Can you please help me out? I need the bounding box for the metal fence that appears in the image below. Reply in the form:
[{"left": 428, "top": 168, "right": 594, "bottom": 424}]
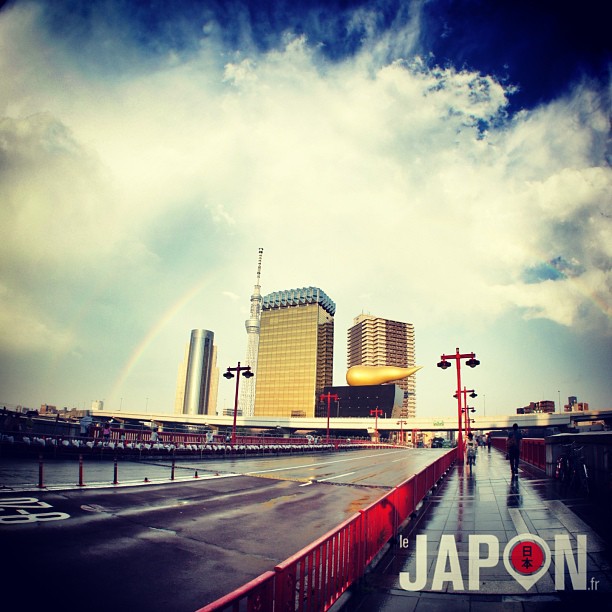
[
  {"left": 490, "top": 436, "right": 545, "bottom": 470},
  {"left": 196, "top": 448, "right": 457, "bottom": 612}
]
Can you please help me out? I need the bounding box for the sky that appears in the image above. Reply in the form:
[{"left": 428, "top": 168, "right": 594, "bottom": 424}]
[{"left": 0, "top": 0, "right": 610, "bottom": 419}]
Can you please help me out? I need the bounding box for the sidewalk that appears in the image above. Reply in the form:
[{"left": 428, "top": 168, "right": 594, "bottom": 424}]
[{"left": 342, "top": 446, "right": 612, "bottom": 611}]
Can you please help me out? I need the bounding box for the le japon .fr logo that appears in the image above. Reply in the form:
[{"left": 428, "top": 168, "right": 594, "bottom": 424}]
[{"left": 399, "top": 533, "right": 595, "bottom": 592}]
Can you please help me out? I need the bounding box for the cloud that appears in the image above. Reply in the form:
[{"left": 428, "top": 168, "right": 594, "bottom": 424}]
[
  {"left": 0, "top": 281, "right": 75, "bottom": 353},
  {"left": 222, "top": 291, "right": 241, "bottom": 301},
  {"left": 0, "top": 0, "right": 610, "bottom": 412},
  {"left": 0, "top": 113, "right": 120, "bottom": 263}
]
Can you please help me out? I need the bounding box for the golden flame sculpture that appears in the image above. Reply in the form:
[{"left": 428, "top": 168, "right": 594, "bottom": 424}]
[{"left": 346, "top": 365, "right": 423, "bottom": 386}]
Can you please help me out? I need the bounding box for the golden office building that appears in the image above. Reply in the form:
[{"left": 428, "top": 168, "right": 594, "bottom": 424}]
[
  {"left": 254, "top": 287, "right": 335, "bottom": 418},
  {"left": 347, "top": 314, "right": 416, "bottom": 418}
]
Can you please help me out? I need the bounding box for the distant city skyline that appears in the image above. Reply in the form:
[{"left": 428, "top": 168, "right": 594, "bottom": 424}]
[{"left": 0, "top": 1, "right": 610, "bottom": 418}]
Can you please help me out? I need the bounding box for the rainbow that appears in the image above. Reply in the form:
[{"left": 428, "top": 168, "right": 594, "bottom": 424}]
[
  {"left": 523, "top": 257, "right": 611, "bottom": 319},
  {"left": 107, "top": 272, "right": 218, "bottom": 409}
]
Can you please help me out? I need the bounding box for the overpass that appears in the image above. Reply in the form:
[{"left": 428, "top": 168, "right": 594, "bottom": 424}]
[{"left": 95, "top": 408, "right": 612, "bottom": 437}]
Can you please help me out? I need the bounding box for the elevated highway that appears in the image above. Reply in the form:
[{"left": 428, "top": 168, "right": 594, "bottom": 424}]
[{"left": 96, "top": 408, "right": 612, "bottom": 437}]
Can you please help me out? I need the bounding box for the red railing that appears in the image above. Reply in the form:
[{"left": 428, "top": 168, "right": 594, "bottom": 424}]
[
  {"left": 273, "top": 513, "right": 363, "bottom": 611},
  {"left": 491, "top": 436, "right": 545, "bottom": 470},
  {"left": 521, "top": 438, "right": 545, "bottom": 470},
  {"left": 196, "top": 448, "right": 457, "bottom": 612},
  {"left": 197, "top": 571, "right": 276, "bottom": 612}
]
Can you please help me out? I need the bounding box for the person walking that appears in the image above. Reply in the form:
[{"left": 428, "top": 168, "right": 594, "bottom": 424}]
[
  {"left": 79, "top": 413, "right": 93, "bottom": 439},
  {"left": 466, "top": 432, "right": 477, "bottom": 472},
  {"left": 507, "top": 423, "right": 522, "bottom": 477}
]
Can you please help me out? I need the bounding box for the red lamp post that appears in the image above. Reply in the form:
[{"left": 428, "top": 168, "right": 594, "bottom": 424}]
[
  {"left": 437, "top": 348, "right": 480, "bottom": 463},
  {"left": 396, "top": 419, "right": 407, "bottom": 445},
  {"left": 320, "top": 392, "right": 339, "bottom": 443},
  {"left": 454, "top": 387, "right": 477, "bottom": 442},
  {"left": 466, "top": 412, "right": 476, "bottom": 436},
  {"left": 223, "top": 362, "right": 254, "bottom": 445},
  {"left": 370, "top": 408, "right": 383, "bottom": 442}
]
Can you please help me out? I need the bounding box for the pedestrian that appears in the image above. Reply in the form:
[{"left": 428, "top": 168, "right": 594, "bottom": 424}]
[
  {"left": 466, "top": 432, "right": 477, "bottom": 471},
  {"left": 79, "top": 413, "right": 93, "bottom": 438},
  {"left": 506, "top": 423, "right": 522, "bottom": 477},
  {"left": 486, "top": 433, "right": 492, "bottom": 452},
  {"left": 102, "top": 421, "right": 111, "bottom": 442}
]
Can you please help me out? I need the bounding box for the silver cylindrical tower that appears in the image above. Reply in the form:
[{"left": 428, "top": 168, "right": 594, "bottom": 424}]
[{"left": 183, "top": 329, "right": 215, "bottom": 415}]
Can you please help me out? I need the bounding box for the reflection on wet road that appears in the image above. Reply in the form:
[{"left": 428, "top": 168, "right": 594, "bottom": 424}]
[{"left": 1, "top": 447, "right": 453, "bottom": 612}]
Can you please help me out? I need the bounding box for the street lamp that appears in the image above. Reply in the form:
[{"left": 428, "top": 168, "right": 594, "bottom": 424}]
[
  {"left": 223, "top": 362, "right": 254, "bottom": 445},
  {"left": 454, "top": 387, "right": 477, "bottom": 441},
  {"left": 320, "top": 392, "right": 339, "bottom": 443},
  {"left": 438, "top": 347, "right": 480, "bottom": 463},
  {"left": 370, "top": 408, "right": 383, "bottom": 442},
  {"left": 463, "top": 407, "right": 476, "bottom": 436},
  {"left": 397, "top": 419, "right": 407, "bottom": 445}
]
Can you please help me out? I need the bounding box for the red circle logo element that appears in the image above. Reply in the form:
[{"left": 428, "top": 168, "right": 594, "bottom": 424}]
[{"left": 510, "top": 539, "right": 545, "bottom": 575}]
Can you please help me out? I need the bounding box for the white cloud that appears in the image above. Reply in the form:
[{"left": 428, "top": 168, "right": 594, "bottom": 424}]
[
  {"left": 0, "top": 2, "right": 610, "bottom": 412},
  {"left": 0, "top": 282, "right": 75, "bottom": 353}
]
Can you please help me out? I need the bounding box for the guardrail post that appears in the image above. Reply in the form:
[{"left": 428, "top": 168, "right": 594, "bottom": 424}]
[
  {"left": 77, "top": 454, "right": 85, "bottom": 487},
  {"left": 274, "top": 564, "right": 293, "bottom": 611},
  {"left": 37, "top": 453, "right": 44, "bottom": 488}
]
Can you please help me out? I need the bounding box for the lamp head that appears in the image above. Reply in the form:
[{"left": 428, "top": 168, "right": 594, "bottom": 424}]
[
  {"left": 466, "top": 357, "right": 480, "bottom": 368},
  {"left": 437, "top": 360, "right": 451, "bottom": 370},
  {"left": 223, "top": 370, "right": 234, "bottom": 380},
  {"left": 242, "top": 369, "right": 254, "bottom": 379}
]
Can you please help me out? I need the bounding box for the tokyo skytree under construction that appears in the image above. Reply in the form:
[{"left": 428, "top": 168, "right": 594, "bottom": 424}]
[{"left": 240, "top": 247, "right": 263, "bottom": 416}]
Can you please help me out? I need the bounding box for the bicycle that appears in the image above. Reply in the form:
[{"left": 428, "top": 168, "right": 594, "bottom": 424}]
[{"left": 555, "top": 442, "right": 590, "bottom": 495}]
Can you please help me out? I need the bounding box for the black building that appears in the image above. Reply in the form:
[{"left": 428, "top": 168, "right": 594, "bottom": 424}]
[{"left": 317, "top": 384, "right": 403, "bottom": 419}]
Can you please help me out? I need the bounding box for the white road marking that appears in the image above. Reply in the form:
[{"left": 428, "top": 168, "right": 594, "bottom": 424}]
[
  {"left": 317, "top": 472, "right": 356, "bottom": 482},
  {"left": 243, "top": 449, "right": 407, "bottom": 476},
  {"left": 508, "top": 507, "right": 530, "bottom": 534}
]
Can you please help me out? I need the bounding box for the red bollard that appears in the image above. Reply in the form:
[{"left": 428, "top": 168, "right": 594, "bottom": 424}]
[
  {"left": 194, "top": 470, "right": 199, "bottom": 479},
  {"left": 171, "top": 458, "right": 175, "bottom": 481},
  {"left": 77, "top": 454, "right": 85, "bottom": 487},
  {"left": 37, "top": 454, "right": 44, "bottom": 488},
  {"left": 113, "top": 457, "right": 119, "bottom": 485}
]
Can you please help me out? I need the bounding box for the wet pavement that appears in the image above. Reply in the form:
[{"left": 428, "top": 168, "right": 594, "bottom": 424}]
[
  {"left": 339, "top": 447, "right": 612, "bottom": 611},
  {"left": 0, "top": 448, "right": 446, "bottom": 611},
  {"left": 0, "top": 446, "right": 449, "bottom": 490}
]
